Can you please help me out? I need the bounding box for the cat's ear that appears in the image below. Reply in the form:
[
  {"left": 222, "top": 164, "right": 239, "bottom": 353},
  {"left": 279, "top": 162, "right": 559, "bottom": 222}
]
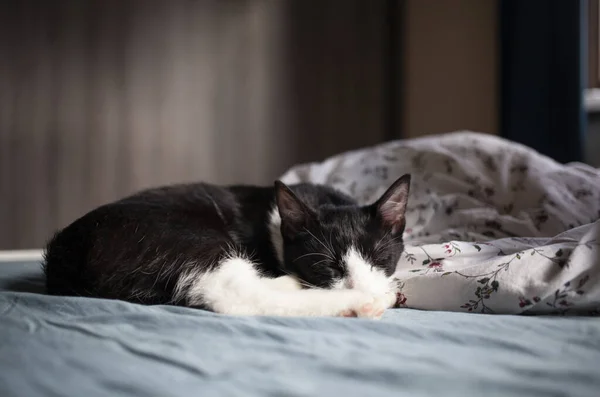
[
  {"left": 275, "top": 181, "right": 316, "bottom": 237},
  {"left": 373, "top": 174, "right": 411, "bottom": 235}
]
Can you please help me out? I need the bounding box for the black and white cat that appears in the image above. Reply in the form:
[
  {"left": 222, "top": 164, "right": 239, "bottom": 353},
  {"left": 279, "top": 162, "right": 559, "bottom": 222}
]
[{"left": 43, "top": 174, "right": 411, "bottom": 319}]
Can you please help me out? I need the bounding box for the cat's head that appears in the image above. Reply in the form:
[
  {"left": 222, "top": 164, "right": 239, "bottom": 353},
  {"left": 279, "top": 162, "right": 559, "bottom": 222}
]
[{"left": 272, "top": 175, "right": 410, "bottom": 295}]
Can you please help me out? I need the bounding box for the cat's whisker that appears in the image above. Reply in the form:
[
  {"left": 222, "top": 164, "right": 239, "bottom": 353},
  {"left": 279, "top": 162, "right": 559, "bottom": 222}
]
[
  {"left": 374, "top": 236, "right": 403, "bottom": 254},
  {"left": 373, "top": 231, "right": 399, "bottom": 250},
  {"left": 328, "top": 230, "right": 335, "bottom": 257},
  {"left": 375, "top": 240, "right": 401, "bottom": 254},
  {"left": 303, "top": 228, "right": 336, "bottom": 258},
  {"left": 299, "top": 280, "right": 323, "bottom": 290},
  {"left": 276, "top": 268, "right": 324, "bottom": 290},
  {"left": 310, "top": 259, "right": 330, "bottom": 268},
  {"left": 293, "top": 252, "right": 333, "bottom": 262}
]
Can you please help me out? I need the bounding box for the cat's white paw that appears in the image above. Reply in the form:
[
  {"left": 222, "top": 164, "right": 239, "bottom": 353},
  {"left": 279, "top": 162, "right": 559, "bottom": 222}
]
[
  {"left": 334, "top": 291, "right": 391, "bottom": 319},
  {"left": 332, "top": 290, "right": 370, "bottom": 318},
  {"left": 354, "top": 295, "right": 391, "bottom": 319},
  {"left": 338, "top": 290, "right": 396, "bottom": 319},
  {"left": 382, "top": 290, "right": 399, "bottom": 309}
]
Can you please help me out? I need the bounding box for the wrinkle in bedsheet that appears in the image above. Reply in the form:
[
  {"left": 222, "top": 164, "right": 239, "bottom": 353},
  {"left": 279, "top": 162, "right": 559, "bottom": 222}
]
[{"left": 1, "top": 291, "right": 599, "bottom": 397}]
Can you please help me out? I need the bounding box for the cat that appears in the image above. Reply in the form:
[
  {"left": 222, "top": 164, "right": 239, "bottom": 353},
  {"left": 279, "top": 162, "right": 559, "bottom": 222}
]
[{"left": 43, "top": 174, "right": 411, "bottom": 319}]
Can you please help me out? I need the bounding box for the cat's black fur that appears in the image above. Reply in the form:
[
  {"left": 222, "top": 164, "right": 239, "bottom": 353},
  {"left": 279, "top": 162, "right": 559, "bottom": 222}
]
[{"left": 43, "top": 176, "right": 410, "bottom": 308}]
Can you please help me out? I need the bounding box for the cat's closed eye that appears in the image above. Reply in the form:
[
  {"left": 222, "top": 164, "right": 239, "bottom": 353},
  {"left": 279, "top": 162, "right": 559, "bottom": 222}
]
[
  {"left": 328, "top": 266, "right": 343, "bottom": 280},
  {"left": 307, "top": 259, "right": 343, "bottom": 279}
]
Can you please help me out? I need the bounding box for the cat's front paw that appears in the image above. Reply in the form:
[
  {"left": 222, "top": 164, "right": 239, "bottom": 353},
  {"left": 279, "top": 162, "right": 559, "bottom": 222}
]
[
  {"left": 335, "top": 290, "right": 372, "bottom": 318},
  {"left": 346, "top": 290, "right": 396, "bottom": 319},
  {"left": 337, "top": 292, "right": 390, "bottom": 320},
  {"left": 354, "top": 295, "right": 390, "bottom": 319}
]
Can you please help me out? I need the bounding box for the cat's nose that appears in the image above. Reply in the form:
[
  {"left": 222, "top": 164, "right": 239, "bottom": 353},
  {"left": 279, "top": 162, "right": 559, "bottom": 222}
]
[{"left": 346, "top": 279, "right": 355, "bottom": 289}]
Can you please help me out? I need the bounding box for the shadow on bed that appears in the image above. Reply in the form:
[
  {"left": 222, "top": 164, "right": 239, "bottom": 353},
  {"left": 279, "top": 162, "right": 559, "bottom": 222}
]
[{"left": 4, "top": 275, "right": 46, "bottom": 294}]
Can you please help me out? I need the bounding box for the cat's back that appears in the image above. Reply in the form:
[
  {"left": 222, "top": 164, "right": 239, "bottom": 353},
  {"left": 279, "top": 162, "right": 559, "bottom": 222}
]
[
  {"left": 43, "top": 182, "right": 249, "bottom": 297},
  {"left": 46, "top": 183, "right": 245, "bottom": 255},
  {"left": 118, "top": 182, "right": 236, "bottom": 209}
]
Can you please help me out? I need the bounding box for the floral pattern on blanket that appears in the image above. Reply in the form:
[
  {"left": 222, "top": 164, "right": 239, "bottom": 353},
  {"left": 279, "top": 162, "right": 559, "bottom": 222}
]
[
  {"left": 281, "top": 132, "right": 600, "bottom": 315},
  {"left": 395, "top": 226, "right": 599, "bottom": 315}
]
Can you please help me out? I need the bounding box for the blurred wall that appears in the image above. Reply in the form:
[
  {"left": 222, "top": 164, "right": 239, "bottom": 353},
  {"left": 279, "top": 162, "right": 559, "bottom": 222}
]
[
  {"left": 0, "top": 0, "right": 499, "bottom": 249},
  {"left": 403, "top": 0, "right": 499, "bottom": 137},
  {"left": 0, "top": 0, "right": 391, "bottom": 249}
]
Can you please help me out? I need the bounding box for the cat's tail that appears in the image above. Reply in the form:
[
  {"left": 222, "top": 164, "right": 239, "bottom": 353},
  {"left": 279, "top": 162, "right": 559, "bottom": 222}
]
[{"left": 42, "top": 221, "right": 91, "bottom": 297}]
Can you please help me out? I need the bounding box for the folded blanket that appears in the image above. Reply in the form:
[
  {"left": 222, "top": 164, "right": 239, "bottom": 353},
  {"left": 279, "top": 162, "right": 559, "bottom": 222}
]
[{"left": 281, "top": 132, "right": 600, "bottom": 315}]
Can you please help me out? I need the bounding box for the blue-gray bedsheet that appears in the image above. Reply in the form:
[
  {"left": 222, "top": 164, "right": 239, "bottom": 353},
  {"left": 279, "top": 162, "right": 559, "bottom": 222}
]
[{"left": 1, "top": 260, "right": 599, "bottom": 397}]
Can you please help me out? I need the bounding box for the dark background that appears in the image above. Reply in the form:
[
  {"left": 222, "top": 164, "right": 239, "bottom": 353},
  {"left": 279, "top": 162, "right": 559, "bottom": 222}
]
[{"left": 0, "top": 0, "right": 592, "bottom": 249}]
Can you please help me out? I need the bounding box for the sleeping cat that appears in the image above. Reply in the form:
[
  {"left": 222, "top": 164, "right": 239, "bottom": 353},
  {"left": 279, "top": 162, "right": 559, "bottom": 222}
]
[{"left": 43, "top": 174, "right": 411, "bottom": 319}]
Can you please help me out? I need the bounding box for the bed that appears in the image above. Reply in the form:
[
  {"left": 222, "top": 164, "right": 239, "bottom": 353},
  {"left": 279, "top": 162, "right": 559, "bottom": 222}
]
[{"left": 2, "top": 132, "right": 600, "bottom": 397}]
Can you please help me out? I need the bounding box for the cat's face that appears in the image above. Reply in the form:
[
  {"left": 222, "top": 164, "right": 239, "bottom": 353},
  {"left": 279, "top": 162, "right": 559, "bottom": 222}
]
[{"left": 274, "top": 175, "right": 410, "bottom": 295}]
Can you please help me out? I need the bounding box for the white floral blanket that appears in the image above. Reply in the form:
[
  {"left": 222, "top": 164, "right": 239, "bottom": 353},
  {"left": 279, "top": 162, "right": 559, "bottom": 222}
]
[{"left": 280, "top": 132, "right": 600, "bottom": 315}]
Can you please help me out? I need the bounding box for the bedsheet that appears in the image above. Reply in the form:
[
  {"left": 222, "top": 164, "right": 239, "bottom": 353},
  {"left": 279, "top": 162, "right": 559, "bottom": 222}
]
[
  {"left": 281, "top": 132, "right": 600, "bottom": 315},
  {"left": 1, "top": 261, "right": 599, "bottom": 397}
]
